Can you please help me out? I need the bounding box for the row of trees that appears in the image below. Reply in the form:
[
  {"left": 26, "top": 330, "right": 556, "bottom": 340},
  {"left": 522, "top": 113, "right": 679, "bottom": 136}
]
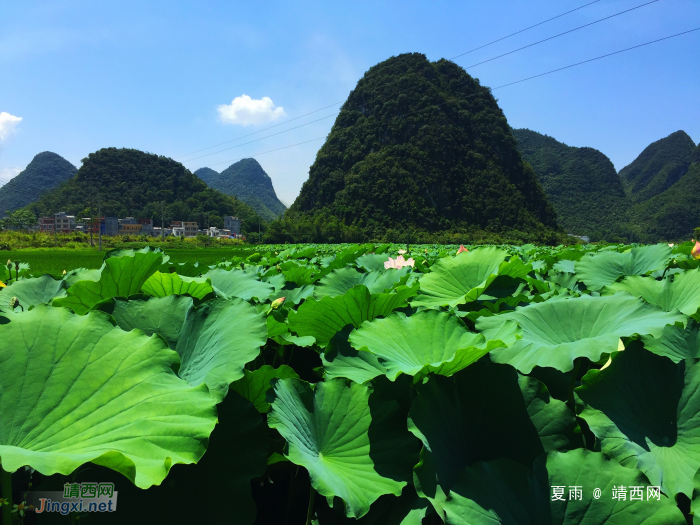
[{"left": 0, "top": 210, "right": 37, "bottom": 231}]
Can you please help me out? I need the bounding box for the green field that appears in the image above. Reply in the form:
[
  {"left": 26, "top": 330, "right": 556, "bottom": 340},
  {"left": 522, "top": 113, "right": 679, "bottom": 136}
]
[{"left": 3, "top": 246, "right": 261, "bottom": 278}]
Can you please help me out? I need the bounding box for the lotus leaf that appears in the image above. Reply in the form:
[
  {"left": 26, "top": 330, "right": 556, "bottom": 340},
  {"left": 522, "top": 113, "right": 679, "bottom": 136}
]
[
  {"left": 141, "top": 271, "right": 213, "bottom": 300},
  {"left": 443, "top": 450, "right": 684, "bottom": 524},
  {"left": 488, "top": 294, "right": 685, "bottom": 373},
  {"left": 175, "top": 298, "right": 267, "bottom": 402},
  {"left": 288, "top": 284, "right": 418, "bottom": 347},
  {"left": 577, "top": 345, "right": 700, "bottom": 498},
  {"left": 575, "top": 244, "right": 672, "bottom": 291},
  {"left": 54, "top": 249, "right": 164, "bottom": 314},
  {"left": 204, "top": 267, "right": 274, "bottom": 301},
  {"left": 267, "top": 378, "right": 420, "bottom": 518},
  {"left": 0, "top": 305, "right": 217, "bottom": 488}
]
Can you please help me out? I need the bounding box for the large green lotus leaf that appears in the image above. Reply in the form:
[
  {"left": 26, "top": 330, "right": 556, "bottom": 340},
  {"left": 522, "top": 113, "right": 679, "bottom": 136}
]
[
  {"left": 104, "top": 246, "right": 168, "bottom": 261},
  {"left": 355, "top": 254, "right": 391, "bottom": 272},
  {"left": 203, "top": 268, "right": 274, "bottom": 302},
  {"left": 79, "top": 389, "right": 269, "bottom": 524},
  {"left": 288, "top": 284, "right": 418, "bottom": 348},
  {"left": 175, "top": 298, "right": 267, "bottom": 403},
  {"left": 412, "top": 248, "right": 531, "bottom": 308},
  {"left": 229, "top": 365, "right": 299, "bottom": 413},
  {"left": 0, "top": 305, "right": 217, "bottom": 488},
  {"left": 157, "top": 261, "right": 203, "bottom": 277},
  {"left": 63, "top": 267, "right": 101, "bottom": 287},
  {"left": 315, "top": 485, "right": 429, "bottom": 525},
  {"left": 575, "top": 244, "right": 672, "bottom": 291},
  {"left": 409, "top": 361, "right": 581, "bottom": 514},
  {"left": 577, "top": 345, "right": 700, "bottom": 499},
  {"left": 315, "top": 267, "right": 411, "bottom": 299},
  {"left": 53, "top": 249, "right": 164, "bottom": 314},
  {"left": 322, "top": 326, "right": 388, "bottom": 383},
  {"left": 348, "top": 310, "right": 488, "bottom": 381},
  {"left": 110, "top": 295, "right": 193, "bottom": 348},
  {"left": 605, "top": 268, "right": 700, "bottom": 315},
  {"left": 271, "top": 284, "right": 316, "bottom": 305},
  {"left": 443, "top": 450, "right": 684, "bottom": 524},
  {"left": 267, "top": 378, "right": 420, "bottom": 519},
  {"left": 488, "top": 294, "right": 685, "bottom": 373},
  {"left": 141, "top": 271, "right": 213, "bottom": 300},
  {"left": 0, "top": 275, "right": 66, "bottom": 312},
  {"left": 642, "top": 321, "right": 700, "bottom": 363}
]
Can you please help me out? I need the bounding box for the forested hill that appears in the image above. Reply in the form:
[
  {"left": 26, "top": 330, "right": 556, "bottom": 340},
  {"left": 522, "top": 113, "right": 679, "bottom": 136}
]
[
  {"left": 513, "top": 128, "right": 629, "bottom": 240},
  {"left": 630, "top": 143, "right": 700, "bottom": 242},
  {"left": 0, "top": 152, "right": 77, "bottom": 215},
  {"left": 619, "top": 130, "right": 696, "bottom": 203},
  {"left": 195, "top": 159, "right": 286, "bottom": 221},
  {"left": 26, "top": 148, "right": 263, "bottom": 230},
  {"left": 282, "top": 52, "right": 560, "bottom": 242}
]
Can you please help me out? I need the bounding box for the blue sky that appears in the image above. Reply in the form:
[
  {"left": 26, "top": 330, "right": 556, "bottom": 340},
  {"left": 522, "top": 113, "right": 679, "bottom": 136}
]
[{"left": 1, "top": 0, "right": 699, "bottom": 204}]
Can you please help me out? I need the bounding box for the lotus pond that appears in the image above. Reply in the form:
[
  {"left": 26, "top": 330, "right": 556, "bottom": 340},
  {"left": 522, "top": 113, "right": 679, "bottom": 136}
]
[{"left": 1, "top": 242, "right": 699, "bottom": 524}]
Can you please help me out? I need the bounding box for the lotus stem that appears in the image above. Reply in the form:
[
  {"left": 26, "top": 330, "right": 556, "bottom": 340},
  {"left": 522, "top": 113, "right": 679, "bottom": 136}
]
[
  {"left": 567, "top": 359, "right": 583, "bottom": 411},
  {"left": 305, "top": 485, "right": 316, "bottom": 525},
  {"left": 1, "top": 464, "right": 12, "bottom": 525}
]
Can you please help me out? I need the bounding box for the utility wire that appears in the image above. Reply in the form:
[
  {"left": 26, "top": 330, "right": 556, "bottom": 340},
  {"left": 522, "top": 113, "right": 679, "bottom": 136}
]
[
  {"left": 463, "top": 0, "right": 660, "bottom": 69},
  {"left": 179, "top": 0, "right": 662, "bottom": 166},
  {"left": 175, "top": 0, "right": 601, "bottom": 161},
  {"left": 449, "top": 0, "right": 601, "bottom": 60},
  {"left": 492, "top": 26, "right": 700, "bottom": 90}
]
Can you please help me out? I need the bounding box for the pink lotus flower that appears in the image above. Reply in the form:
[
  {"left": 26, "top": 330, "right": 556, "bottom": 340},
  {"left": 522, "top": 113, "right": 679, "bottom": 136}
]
[
  {"left": 457, "top": 245, "right": 468, "bottom": 254},
  {"left": 384, "top": 255, "right": 415, "bottom": 269},
  {"left": 692, "top": 241, "right": 700, "bottom": 260}
]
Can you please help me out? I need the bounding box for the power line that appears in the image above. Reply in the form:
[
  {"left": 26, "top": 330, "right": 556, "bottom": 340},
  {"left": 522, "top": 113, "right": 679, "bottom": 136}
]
[
  {"left": 492, "top": 26, "right": 700, "bottom": 90},
  {"left": 175, "top": 0, "right": 601, "bottom": 162},
  {"left": 449, "top": 0, "right": 601, "bottom": 60},
  {"left": 463, "top": 0, "right": 660, "bottom": 70},
  {"left": 178, "top": 0, "right": 662, "bottom": 166}
]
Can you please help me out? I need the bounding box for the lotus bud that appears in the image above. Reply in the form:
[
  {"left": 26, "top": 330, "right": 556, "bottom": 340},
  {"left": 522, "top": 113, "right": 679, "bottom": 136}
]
[
  {"left": 398, "top": 249, "right": 407, "bottom": 255},
  {"left": 271, "top": 297, "right": 286, "bottom": 310},
  {"left": 6, "top": 260, "right": 11, "bottom": 270},
  {"left": 457, "top": 245, "right": 468, "bottom": 254},
  {"left": 13, "top": 260, "right": 20, "bottom": 271},
  {"left": 692, "top": 241, "right": 700, "bottom": 260}
]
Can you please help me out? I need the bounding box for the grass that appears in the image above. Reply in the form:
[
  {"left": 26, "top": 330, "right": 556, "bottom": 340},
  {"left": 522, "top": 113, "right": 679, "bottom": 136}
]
[{"left": 4, "top": 246, "right": 261, "bottom": 278}]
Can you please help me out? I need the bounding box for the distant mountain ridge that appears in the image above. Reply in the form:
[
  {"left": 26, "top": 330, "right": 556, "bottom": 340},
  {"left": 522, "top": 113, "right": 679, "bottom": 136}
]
[
  {"left": 26, "top": 148, "right": 263, "bottom": 230},
  {"left": 0, "top": 152, "right": 77, "bottom": 215},
  {"left": 516, "top": 128, "right": 698, "bottom": 243},
  {"left": 618, "top": 130, "right": 696, "bottom": 203},
  {"left": 195, "top": 159, "right": 286, "bottom": 221},
  {"left": 513, "top": 128, "right": 629, "bottom": 240}
]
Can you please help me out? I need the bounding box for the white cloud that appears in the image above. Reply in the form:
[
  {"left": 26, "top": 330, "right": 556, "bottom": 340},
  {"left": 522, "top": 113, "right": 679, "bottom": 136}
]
[
  {"left": 217, "top": 95, "right": 285, "bottom": 126},
  {"left": 0, "top": 112, "right": 22, "bottom": 143}
]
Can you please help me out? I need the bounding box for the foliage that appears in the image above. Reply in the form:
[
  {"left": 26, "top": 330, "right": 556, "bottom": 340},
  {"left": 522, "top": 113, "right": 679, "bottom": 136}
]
[
  {"left": 2, "top": 241, "right": 700, "bottom": 523},
  {"left": 513, "top": 128, "right": 630, "bottom": 241},
  {"left": 0, "top": 209, "right": 37, "bottom": 231},
  {"left": 195, "top": 158, "right": 287, "bottom": 221},
  {"left": 281, "top": 53, "right": 559, "bottom": 241},
  {"left": 24, "top": 147, "right": 265, "bottom": 232},
  {"left": 0, "top": 151, "right": 77, "bottom": 215},
  {"left": 619, "top": 130, "right": 696, "bottom": 203},
  {"left": 630, "top": 147, "right": 700, "bottom": 242}
]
